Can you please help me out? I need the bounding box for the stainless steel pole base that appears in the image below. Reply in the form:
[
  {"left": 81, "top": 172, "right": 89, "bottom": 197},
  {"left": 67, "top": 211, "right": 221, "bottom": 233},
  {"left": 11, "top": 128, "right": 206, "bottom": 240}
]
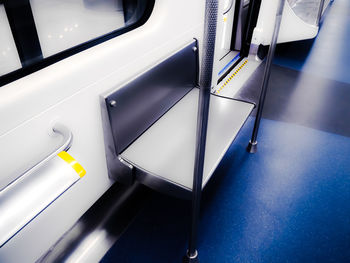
[
  {"left": 246, "top": 140, "right": 258, "bottom": 153},
  {"left": 182, "top": 250, "right": 199, "bottom": 263},
  {"left": 246, "top": 0, "right": 286, "bottom": 155}
]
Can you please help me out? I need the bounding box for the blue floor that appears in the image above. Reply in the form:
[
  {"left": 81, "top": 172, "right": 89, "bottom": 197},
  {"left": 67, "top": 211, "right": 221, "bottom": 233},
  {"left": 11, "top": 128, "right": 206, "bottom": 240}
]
[
  {"left": 102, "top": 1, "right": 350, "bottom": 262},
  {"left": 274, "top": 0, "right": 350, "bottom": 84},
  {"left": 102, "top": 119, "right": 350, "bottom": 263}
]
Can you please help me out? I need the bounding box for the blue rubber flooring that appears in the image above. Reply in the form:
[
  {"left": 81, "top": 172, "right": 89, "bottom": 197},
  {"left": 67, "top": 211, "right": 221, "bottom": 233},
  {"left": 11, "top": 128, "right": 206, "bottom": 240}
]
[
  {"left": 274, "top": 0, "right": 350, "bottom": 84},
  {"left": 101, "top": 118, "right": 350, "bottom": 263},
  {"left": 101, "top": 1, "right": 350, "bottom": 262}
]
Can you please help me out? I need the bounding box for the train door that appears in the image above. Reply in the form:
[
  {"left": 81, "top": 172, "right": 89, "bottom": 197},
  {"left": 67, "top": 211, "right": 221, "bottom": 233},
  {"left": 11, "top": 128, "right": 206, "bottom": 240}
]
[
  {"left": 212, "top": 0, "right": 263, "bottom": 97},
  {"left": 218, "top": 0, "right": 236, "bottom": 59},
  {"left": 211, "top": 0, "right": 328, "bottom": 98}
]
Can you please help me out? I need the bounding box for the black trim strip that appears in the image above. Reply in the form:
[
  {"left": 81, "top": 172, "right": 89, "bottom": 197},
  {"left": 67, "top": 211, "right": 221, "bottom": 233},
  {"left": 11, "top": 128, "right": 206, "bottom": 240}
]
[
  {"left": 4, "top": 0, "right": 43, "bottom": 67},
  {"left": 217, "top": 56, "right": 244, "bottom": 84},
  {"left": 230, "top": 0, "right": 242, "bottom": 51},
  {"left": 241, "top": 0, "right": 262, "bottom": 57},
  {"left": 0, "top": 0, "right": 155, "bottom": 87}
]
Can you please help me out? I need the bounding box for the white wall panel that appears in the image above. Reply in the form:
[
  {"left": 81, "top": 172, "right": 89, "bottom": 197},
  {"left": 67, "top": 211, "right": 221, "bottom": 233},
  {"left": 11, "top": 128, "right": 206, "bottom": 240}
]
[
  {"left": 0, "top": 0, "right": 205, "bottom": 262},
  {"left": 251, "top": 0, "right": 318, "bottom": 46}
]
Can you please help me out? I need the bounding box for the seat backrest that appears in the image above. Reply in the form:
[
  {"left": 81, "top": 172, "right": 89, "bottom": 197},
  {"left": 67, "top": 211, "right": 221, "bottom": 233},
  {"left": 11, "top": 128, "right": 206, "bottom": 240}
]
[{"left": 104, "top": 41, "right": 198, "bottom": 154}]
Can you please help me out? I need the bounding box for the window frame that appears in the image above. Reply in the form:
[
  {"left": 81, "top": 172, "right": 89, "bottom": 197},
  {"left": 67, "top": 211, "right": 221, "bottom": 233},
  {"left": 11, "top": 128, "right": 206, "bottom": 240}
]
[{"left": 0, "top": 0, "right": 155, "bottom": 87}]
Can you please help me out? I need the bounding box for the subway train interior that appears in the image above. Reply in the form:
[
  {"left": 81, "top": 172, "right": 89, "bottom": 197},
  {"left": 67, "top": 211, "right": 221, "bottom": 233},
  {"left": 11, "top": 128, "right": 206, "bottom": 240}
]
[{"left": 0, "top": 0, "right": 349, "bottom": 262}]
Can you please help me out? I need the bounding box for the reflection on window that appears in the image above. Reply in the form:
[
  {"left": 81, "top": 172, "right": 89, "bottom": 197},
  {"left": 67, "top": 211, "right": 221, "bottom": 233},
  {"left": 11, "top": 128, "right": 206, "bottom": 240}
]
[
  {"left": 287, "top": 0, "right": 321, "bottom": 25},
  {"left": 0, "top": 0, "right": 153, "bottom": 86},
  {"left": 30, "top": 0, "right": 126, "bottom": 58},
  {"left": 0, "top": 5, "right": 22, "bottom": 76}
]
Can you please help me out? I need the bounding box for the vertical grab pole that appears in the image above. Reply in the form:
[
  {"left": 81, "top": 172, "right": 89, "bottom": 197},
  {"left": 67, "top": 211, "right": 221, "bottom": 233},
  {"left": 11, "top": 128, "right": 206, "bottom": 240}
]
[
  {"left": 183, "top": 0, "right": 218, "bottom": 262},
  {"left": 316, "top": 0, "right": 326, "bottom": 25},
  {"left": 247, "top": 0, "right": 286, "bottom": 153}
]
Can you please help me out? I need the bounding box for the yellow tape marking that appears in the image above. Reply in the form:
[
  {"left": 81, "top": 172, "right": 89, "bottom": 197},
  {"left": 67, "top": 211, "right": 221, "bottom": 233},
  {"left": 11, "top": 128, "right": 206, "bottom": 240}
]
[
  {"left": 58, "top": 151, "right": 86, "bottom": 178},
  {"left": 217, "top": 60, "right": 249, "bottom": 94}
]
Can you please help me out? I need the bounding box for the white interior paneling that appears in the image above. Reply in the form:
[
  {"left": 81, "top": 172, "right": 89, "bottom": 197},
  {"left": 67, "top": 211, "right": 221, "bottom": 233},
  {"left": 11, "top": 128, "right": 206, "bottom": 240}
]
[
  {"left": 0, "top": 1, "right": 205, "bottom": 262},
  {"left": 251, "top": 0, "right": 318, "bottom": 46}
]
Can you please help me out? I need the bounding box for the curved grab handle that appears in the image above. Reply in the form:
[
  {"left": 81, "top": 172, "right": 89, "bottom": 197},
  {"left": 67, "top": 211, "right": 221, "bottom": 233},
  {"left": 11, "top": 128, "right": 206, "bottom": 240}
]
[
  {"left": 52, "top": 123, "right": 73, "bottom": 153},
  {"left": 223, "top": 0, "right": 233, "bottom": 14},
  {"left": 3, "top": 123, "right": 73, "bottom": 191}
]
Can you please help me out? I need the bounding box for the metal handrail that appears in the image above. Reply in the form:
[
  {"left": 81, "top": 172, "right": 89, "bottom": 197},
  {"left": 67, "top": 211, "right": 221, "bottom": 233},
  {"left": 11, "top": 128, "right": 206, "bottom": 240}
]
[
  {"left": 247, "top": 0, "right": 286, "bottom": 153},
  {"left": 183, "top": 0, "right": 217, "bottom": 262},
  {"left": 1, "top": 123, "right": 73, "bottom": 192},
  {"left": 316, "top": 0, "right": 326, "bottom": 25},
  {"left": 223, "top": 0, "right": 234, "bottom": 14}
]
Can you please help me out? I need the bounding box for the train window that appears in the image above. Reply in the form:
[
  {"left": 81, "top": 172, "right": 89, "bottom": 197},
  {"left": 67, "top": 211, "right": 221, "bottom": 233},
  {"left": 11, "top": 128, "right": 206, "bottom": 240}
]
[
  {"left": 287, "top": 0, "right": 321, "bottom": 25},
  {"left": 0, "top": 4, "right": 22, "bottom": 76},
  {"left": 31, "top": 0, "right": 126, "bottom": 58},
  {"left": 0, "top": 0, "right": 155, "bottom": 86}
]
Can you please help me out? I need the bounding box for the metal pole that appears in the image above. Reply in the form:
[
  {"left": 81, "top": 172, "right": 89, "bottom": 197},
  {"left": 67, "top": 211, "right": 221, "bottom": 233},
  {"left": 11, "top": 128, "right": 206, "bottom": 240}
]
[
  {"left": 183, "top": 0, "right": 218, "bottom": 262},
  {"left": 247, "top": 0, "right": 286, "bottom": 153},
  {"left": 316, "top": 0, "right": 326, "bottom": 25}
]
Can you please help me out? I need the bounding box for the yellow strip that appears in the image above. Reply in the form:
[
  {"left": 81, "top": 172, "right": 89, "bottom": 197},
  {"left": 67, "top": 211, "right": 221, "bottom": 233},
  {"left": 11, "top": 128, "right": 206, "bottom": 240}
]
[
  {"left": 216, "top": 60, "right": 248, "bottom": 94},
  {"left": 58, "top": 151, "right": 86, "bottom": 178}
]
